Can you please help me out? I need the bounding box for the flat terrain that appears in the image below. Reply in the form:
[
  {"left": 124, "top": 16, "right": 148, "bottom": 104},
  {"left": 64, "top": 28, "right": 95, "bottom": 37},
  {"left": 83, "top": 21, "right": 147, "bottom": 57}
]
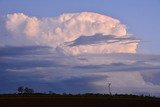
[{"left": 0, "top": 95, "right": 160, "bottom": 107}]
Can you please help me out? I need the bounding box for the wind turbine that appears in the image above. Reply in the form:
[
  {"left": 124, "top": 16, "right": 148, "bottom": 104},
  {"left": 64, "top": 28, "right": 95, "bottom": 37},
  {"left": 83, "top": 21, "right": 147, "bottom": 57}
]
[{"left": 108, "top": 82, "right": 111, "bottom": 95}]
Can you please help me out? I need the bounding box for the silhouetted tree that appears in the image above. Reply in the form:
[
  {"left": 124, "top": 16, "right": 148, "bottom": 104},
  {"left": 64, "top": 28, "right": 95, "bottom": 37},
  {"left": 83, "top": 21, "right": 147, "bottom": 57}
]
[
  {"left": 17, "top": 86, "right": 24, "bottom": 94},
  {"left": 17, "top": 86, "right": 34, "bottom": 94},
  {"left": 49, "top": 91, "right": 52, "bottom": 94},
  {"left": 24, "top": 87, "right": 34, "bottom": 94}
]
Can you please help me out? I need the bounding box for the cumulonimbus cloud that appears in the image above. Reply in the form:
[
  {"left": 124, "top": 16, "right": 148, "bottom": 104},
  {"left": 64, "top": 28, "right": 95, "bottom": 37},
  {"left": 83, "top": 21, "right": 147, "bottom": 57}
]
[{"left": 1, "top": 12, "right": 139, "bottom": 54}]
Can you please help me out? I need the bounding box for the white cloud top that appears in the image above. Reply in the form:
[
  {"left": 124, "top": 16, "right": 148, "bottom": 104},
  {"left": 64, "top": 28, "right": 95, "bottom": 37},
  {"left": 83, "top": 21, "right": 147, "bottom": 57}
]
[{"left": 2, "top": 12, "right": 139, "bottom": 54}]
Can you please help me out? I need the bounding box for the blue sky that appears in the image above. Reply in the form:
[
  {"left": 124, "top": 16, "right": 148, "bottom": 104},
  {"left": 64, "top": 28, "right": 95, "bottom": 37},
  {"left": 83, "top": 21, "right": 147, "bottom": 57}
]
[{"left": 0, "top": 0, "right": 160, "bottom": 53}]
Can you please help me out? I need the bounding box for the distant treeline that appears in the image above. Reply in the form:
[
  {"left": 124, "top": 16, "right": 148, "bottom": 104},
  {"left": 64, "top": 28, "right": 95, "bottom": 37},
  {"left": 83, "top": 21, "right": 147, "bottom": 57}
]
[
  {"left": 0, "top": 86, "right": 159, "bottom": 100},
  {"left": 0, "top": 93, "right": 159, "bottom": 100}
]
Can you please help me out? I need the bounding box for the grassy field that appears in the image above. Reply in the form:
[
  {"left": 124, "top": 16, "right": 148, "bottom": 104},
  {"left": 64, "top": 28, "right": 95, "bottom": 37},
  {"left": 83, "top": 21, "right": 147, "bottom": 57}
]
[{"left": 0, "top": 94, "right": 160, "bottom": 107}]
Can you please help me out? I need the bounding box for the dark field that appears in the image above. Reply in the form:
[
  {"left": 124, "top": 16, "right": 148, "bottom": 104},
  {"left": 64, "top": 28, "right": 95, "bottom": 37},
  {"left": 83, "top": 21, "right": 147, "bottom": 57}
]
[{"left": 0, "top": 94, "right": 160, "bottom": 107}]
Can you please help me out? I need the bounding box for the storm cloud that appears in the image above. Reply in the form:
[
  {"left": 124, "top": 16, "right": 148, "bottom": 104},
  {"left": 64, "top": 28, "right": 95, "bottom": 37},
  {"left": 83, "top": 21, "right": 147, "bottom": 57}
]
[
  {"left": 0, "top": 12, "right": 139, "bottom": 54},
  {"left": 0, "top": 46, "right": 160, "bottom": 96},
  {"left": 1, "top": 12, "right": 159, "bottom": 96}
]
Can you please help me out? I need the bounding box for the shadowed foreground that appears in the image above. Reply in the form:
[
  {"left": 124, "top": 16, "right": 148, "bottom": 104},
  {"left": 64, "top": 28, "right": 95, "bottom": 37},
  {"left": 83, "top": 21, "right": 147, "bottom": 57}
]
[{"left": 0, "top": 94, "right": 160, "bottom": 107}]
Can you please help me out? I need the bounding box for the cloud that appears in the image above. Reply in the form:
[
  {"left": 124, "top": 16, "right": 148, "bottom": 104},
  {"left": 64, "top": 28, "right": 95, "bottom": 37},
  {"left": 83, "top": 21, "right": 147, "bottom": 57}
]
[
  {"left": 57, "top": 34, "right": 139, "bottom": 55},
  {"left": 0, "top": 46, "right": 160, "bottom": 95},
  {"left": 0, "top": 12, "right": 139, "bottom": 55},
  {"left": 2, "top": 12, "right": 157, "bottom": 95},
  {"left": 5, "top": 12, "right": 127, "bottom": 46},
  {"left": 91, "top": 72, "right": 160, "bottom": 95}
]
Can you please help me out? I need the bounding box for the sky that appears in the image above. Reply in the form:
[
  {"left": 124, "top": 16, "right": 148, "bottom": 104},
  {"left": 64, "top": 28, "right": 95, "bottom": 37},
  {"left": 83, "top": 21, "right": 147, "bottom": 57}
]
[
  {"left": 0, "top": 0, "right": 160, "bottom": 53},
  {"left": 0, "top": 0, "right": 160, "bottom": 96}
]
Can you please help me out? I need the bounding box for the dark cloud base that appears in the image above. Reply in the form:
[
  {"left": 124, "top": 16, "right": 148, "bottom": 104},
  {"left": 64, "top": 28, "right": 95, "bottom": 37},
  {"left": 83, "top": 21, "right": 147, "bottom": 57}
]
[{"left": 0, "top": 46, "right": 160, "bottom": 96}]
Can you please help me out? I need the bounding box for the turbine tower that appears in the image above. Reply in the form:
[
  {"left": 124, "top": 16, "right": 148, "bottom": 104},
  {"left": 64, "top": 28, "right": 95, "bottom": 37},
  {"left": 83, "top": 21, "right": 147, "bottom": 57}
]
[{"left": 108, "top": 82, "right": 111, "bottom": 95}]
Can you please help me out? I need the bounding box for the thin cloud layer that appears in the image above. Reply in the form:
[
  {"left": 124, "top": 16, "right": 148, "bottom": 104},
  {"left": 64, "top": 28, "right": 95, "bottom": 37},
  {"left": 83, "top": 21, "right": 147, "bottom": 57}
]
[
  {"left": 57, "top": 34, "right": 139, "bottom": 55},
  {"left": 0, "top": 12, "right": 139, "bottom": 54}
]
